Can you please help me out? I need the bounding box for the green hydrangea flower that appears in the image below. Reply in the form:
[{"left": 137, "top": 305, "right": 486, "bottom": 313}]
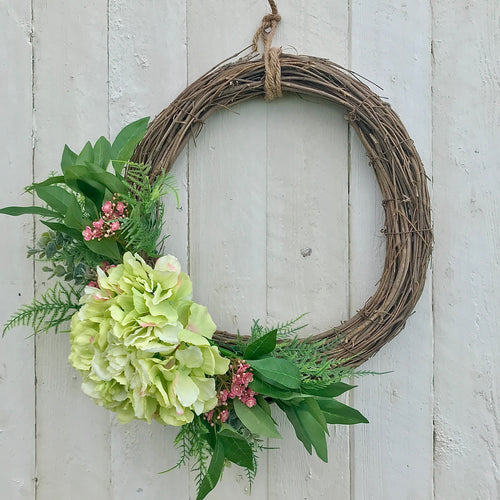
[{"left": 69, "top": 252, "right": 229, "bottom": 426}]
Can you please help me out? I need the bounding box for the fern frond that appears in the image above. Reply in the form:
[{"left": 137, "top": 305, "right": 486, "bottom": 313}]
[
  {"left": 2, "top": 282, "right": 83, "bottom": 336},
  {"left": 119, "top": 162, "right": 179, "bottom": 257}
]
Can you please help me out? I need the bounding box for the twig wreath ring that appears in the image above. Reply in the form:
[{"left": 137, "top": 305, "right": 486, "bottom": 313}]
[{"left": 132, "top": 7, "right": 432, "bottom": 368}]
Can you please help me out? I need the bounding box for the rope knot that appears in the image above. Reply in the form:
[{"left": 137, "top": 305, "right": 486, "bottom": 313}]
[
  {"left": 261, "top": 13, "right": 282, "bottom": 30},
  {"left": 251, "top": 1, "right": 282, "bottom": 100}
]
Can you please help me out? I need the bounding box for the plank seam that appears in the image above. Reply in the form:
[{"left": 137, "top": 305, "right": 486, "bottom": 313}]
[{"left": 30, "top": 0, "right": 38, "bottom": 496}]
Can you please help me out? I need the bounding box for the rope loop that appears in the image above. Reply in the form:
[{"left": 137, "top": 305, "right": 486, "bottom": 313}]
[{"left": 252, "top": 1, "right": 282, "bottom": 100}]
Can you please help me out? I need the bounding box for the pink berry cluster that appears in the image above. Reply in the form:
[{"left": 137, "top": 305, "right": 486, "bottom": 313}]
[
  {"left": 82, "top": 195, "right": 128, "bottom": 242},
  {"left": 205, "top": 360, "right": 257, "bottom": 426}
]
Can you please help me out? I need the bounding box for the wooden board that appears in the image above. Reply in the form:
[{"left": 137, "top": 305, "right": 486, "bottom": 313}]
[
  {"left": 266, "top": 2, "right": 351, "bottom": 498},
  {"left": 187, "top": 2, "right": 268, "bottom": 496},
  {"left": 32, "top": 1, "right": 112, "bottom": 498},
  {"left": 0, "top": 2, "right": 36, "bottom": 497},
  {"left": 349, "top": 2, "right": 434, "bottom": 499},
  {"left": 432, "top": 1, "right": 500, "bottom": 498},
  {"left": 107, "top": 1, "right": 189, "bottom": 497}
]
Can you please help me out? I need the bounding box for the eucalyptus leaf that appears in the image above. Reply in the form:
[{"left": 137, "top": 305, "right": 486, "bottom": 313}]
[
  {"left": 233, "top": 398, "right": 282, "bottom": 439},
  {"left": 196, "top": 439, "right": 225, "bottom": 500},
  {"left": 247, "top": 357, "right": 301, "bottom": 390},
  {"left": 244, "top": 329, "right": 277, "bottom": 359}
]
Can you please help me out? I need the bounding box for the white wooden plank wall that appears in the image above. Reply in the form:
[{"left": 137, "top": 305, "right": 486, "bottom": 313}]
[{"left": 0, "top": 1, "right": 498, "bottom": 499}]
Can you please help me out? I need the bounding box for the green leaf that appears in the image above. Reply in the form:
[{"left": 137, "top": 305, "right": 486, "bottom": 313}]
[
  {"left": 63, "top": 165, "right": 106, "bottom": 208},
  {"left": 84, "top": 238, "right": 121, "bottom": 262},
  {"left": 41, "top": 221, "right": 83, "bottom": 240},
  {"left": 247, "top": 358, "right": 301, "bottom": 390},
  {"left": 300, "top": 381, "right": 356, "bottom": 398},
  {"left": 249, "top": 377, "right": 295, "bottom": 400},
  {"left": 256, "top": 394, "right": 272, "bottom": 416},
  {"left": 64, "top": 199, "right": 87, "bottom": 230},
  {"left": 34, "top": 185, "right": 76, "bottom": 216},
  {"left": 0, "top": 206, "right": 60, "bottom": 218},
  {"left": 303, "top": 398, "right": 328, "bottom": 433},
  {"left": 277, "top": 401, "right": 312, "bottom": 454},
  {"left": 27, "top": 176, "right": 65, "bottom": 190},
  {"left": 76, "top": 141, "right": 94, "bottom": 164},
  {"left": 233, "top": 398, "right": 282, "bottom": 439},
  {"left": 244, "top": 329, "right": 277, "bottom": 359},
  {"left": 279, "top": 400, "right": 329, "bottom": 462},
  {"left": 65, "top": 164, "right": 127, "bottom": 197},
  {"left": 317, "top": 399, "right": 369, "bottom": 425},
  {"left": 196, "top": 439, "right": 225, "bottom": 500},
  {"left": 294, "top": 404, "right": 329, "bottom": 462},
  {"left": 218, "top": 426, "right": 254, "bottom": 470},
  {"left": 111, "top": 117, "right": 150, "bottom": 174},
  {"left": 61, "top": 145, "right": 77, "bottom": 172},
  {"left": 94, "top": 136, "right": 112, "bottom": 170}
]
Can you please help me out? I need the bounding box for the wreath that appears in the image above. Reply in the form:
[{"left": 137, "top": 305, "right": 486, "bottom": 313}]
[{"left": 0, "top": 2, "right": 431, "bottom": 499}]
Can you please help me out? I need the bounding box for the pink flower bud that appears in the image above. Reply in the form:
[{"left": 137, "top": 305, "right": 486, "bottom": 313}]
[
  {"left": 110, "top": 221, "right": 120, "bottom": 231},
  {"left": 93, "top": 218, "right": 104, "bottom": 230},
  {"left": 115, "top": 201, "right": 125, "bottom": 215},
  {"left": 82, "top": 226, "right": 93, "bottom": 241},
  {"left": 102, "top": 200, "right": 113, "bottom": 216},
  {"left": 245, "top": 397, "right": 257, "bottom": 408}
]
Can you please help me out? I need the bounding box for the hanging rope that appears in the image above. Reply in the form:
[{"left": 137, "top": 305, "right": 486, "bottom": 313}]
[{"left": 252, "top": 0, "right": 282, "bottom": 100}]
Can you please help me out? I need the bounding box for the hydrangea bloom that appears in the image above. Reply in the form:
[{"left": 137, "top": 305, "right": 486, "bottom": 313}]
[{"left": 69, "top": 252, "right": 229, "bottom": 426}]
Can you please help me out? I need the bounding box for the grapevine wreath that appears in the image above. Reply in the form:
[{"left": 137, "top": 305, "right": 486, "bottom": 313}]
[{"left": 1, "top": 1, "right": 431, "bottom": 498}]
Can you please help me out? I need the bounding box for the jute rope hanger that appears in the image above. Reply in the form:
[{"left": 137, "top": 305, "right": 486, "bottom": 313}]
[
  {"left": 132, "top": 0, "right": 433, "bottom": 367},
  {"left": 252, "top": 0, "right": 282, "bottom": 100}
]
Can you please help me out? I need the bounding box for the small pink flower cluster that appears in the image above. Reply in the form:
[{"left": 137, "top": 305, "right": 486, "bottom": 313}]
[
  {"left": 227, "top": 360, "right": 257, "bottom": 406},
  {"left": 205, "top": 360, "right": 257, "bottom": 426},
  {"left": 82, "top": 196, "right": 128, "bottom": 241}
]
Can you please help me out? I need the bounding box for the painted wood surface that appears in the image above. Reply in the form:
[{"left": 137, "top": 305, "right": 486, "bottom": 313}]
[{"left": 0, "top": 1, "right": 498, "bottom": 499}]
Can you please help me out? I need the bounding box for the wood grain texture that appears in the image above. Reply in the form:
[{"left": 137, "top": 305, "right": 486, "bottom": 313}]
[
  {"left": 432, "top": 1, "right": 500, "bottom": 498},
  {"left": 32, "top": 1, "right": 112, "bottom": 498},
  {"left": 0, "top": 1, "right": 35, "bottom": 497},
  {"left": 187, "top": 2, "right": 268, "bottom": 496},
  {"left": 349, "top": 1, "right": 434, "bottom": 499},
  {"left": 107, "top": 1, "right": 189, "bottom": 498},
  {"left": 265, "top": 2, "right": 351, "bottom": 499}
]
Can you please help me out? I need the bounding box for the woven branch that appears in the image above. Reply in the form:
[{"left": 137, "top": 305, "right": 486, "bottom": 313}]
[{"left": 132, "top": 53, "right": 432, "bottom": 368}]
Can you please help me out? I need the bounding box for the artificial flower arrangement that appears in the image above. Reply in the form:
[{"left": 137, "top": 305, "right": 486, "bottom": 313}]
[{"left": 1, "top": 118, "right": 369, "bottom": 500}]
